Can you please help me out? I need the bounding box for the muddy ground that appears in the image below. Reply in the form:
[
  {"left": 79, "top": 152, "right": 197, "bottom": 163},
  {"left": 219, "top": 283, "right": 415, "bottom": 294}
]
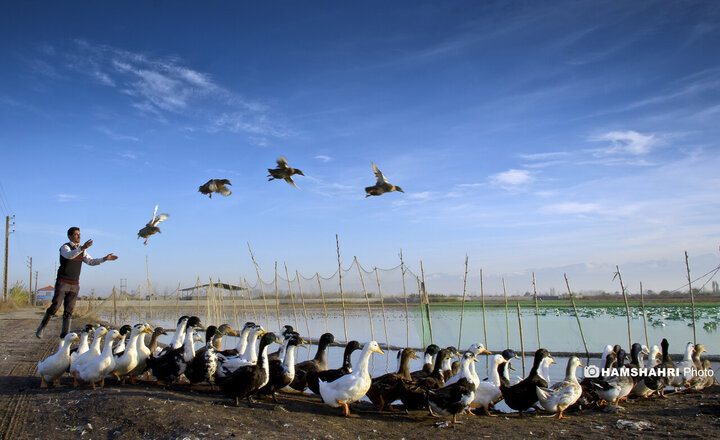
[{"left": 1, "top": 307, "right": 719, "bottom": 440}]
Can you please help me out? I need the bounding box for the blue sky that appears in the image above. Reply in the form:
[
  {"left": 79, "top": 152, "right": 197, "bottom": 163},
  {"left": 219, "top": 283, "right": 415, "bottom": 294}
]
[{"left": 1, "top": 1, "right": 719, "bottom": 297}]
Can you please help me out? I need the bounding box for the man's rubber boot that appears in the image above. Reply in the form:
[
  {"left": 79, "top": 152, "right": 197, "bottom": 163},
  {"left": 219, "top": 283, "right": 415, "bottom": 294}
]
[
  {"left": 36, "top": 311, "right": 51, "bottom": 339},
  {"left": 60, "top": 316, "right": 72, "bottom": 338}
]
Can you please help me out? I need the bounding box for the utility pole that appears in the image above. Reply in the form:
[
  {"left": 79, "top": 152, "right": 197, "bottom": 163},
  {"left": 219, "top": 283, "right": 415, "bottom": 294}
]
[
  {"left": 34, "top": 271, "right": 38, "bottom": 306},
  {"left": 3, "top": 215, "right": 15, "bottom": 302},
  {"left": 26, "top": 256, "right": 32, "bottom": 300}
]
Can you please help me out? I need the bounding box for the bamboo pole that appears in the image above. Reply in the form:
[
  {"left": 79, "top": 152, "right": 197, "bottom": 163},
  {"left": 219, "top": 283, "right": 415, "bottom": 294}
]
[
  {"left": 274, "top": 262, "right": 281, "bottom": 332},
  {"left": 336, "top": 234, "right": 348, "bottom": 342},
  {"left": 399, "top": 249, "right": 410, "bottom": 347},
  {"left": 480, "top": 269, "right": 488, "bottom": 375},
  {"left": 458, "top": 255, "right": 469, "bottom": 350},
  {"left": 613, "top": 266, "right": 632, "bottom": 350},
  {"left": 247, "top": 244, "right": 270, "bottom": 329},
  {"left": 564, "top": 273, "right": 590, "bottom": 365},
  {"left": 175, "top": 281, "right": 181, "bottom": 321},
  {"left": 516, "top": 302, "right": 526, "bottom": 376},
  {"left": 639, "top": 281, "right": 649, "bottom": 349},
  {"left": 112, "top": 286, "right": 117, "bottom": 326},
  {"left": 374, "top": 267, "right": 391, "bottom": 373},
  {"left": 685, "top": 251, "right": 697, "bottom": 345},
  {"left": 417, "top": 277, "right": 426, "bottom": 347},
  {"left": 295, "top": 270, "right": 312, "bottom": 359},
  {"left": 532, "top": 272, "right": 541, "bottom": 349},
  {"left": 284, "top": 263, "right": 299, "bottom": 331},
  {"left": 206, "top": 277, "right": 212, "bottom": 326},
  {"left": 502, "top": 277, "right": 509, "bottom": 348},
  {"left": 420, "top": 260, "right": 433, "bottom": 344},
  {"left": 355, "top": 257, "right": 375, "bottom": 343},
  {"left": 316, "top": 273, "right": 329, "bottom": 333},
  {"left": 229, "top": 281, "right": 240, "bottom": 333},
  {"left": 243, "top": 278, "right": 257, "bottom": 323}
]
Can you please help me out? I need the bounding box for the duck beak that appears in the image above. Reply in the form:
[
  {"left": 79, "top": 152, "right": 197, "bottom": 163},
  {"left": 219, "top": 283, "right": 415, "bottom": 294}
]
[
  {"left": 550, "top": 358, "right": 557, "bottom": 365},
  {"left": 508, "top": 363, "right": 516, "bottom": 371},
  {"left": 410, "top": 351, "right": 419, "bottom": 360},
  {"left": 374, "top": 347, "right": 385, "bottom": 355},
  {"left": 227, "top": 329, "right": 238, "bottom": 337},
  {"left": 480, "top": 348, "right": 492, "bottom": 355}
]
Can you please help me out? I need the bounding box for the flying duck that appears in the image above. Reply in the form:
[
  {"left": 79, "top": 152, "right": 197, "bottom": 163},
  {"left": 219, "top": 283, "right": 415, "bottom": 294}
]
[
  {"left": 365, "top": 162, "right": 403, "bottom": 197},
  {"left": 198, "top": 179, "right": 232, "bottom": 198},
  {"left": 267, "top": 156, "right": 304, "bottom": 187},
  {"left": 137, "top": 204, "right": 169, "bottom": 245}
]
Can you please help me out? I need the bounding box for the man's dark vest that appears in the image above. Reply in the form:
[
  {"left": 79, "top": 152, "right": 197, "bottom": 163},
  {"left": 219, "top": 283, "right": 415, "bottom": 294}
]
[{"left": 57, "top": 242, "right": 83, "bottom": 284}]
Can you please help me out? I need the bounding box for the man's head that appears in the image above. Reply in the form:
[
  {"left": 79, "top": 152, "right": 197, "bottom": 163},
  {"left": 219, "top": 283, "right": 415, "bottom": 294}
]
[{"left": 67, "top": 227, "right": 80, "bottom": 244}]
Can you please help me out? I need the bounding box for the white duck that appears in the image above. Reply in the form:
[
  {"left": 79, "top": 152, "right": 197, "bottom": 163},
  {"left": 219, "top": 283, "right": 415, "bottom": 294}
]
[
  {"left": 113, "top": 323, "right": 152, "bottom": 382},
  {"left": 673, "top": 342, "right": 695, "bottom": 389},
  {"left": 127, "top": 326, "right": 165, "bottom": 381},
  {"left": 76, "top": 329, "right": 121, "bottom": 389},
  {"left": 536, "top": 356, "right": 583, "bottom": 419},
  {"left": 537, "top": 355, "right": 556, "bottom": 384},
  {"left": 69, "top": 326, "right": 108, "bottom": 384},
  {"left": 319, "top": 340, "right": 384, "bottom": 417},
  {"left": 470, "top": 354, "right": 507, "bottom": 416},
  {"left": 446, "top": 343, "right": 492, "bottom": 386},
  {"left": 216, "top": 325, "right": 265, "bottom": 378},
  {"left": 38, "top": 332, "right": 80, "bottom": 388},
  {"left": 70, "top": 324, "right": 94, "bottom": 363}
]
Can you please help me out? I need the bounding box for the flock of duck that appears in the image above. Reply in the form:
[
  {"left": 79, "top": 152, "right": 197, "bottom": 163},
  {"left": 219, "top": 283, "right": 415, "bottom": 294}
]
[
  {"left": 137, "top": 158, "right": 404, "bottom": 245},
  {"left": 37, "top": 316, "right": 716, "bottom": 423}
]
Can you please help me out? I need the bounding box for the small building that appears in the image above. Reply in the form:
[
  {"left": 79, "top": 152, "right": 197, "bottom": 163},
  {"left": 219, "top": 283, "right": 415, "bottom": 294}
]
[{"left": 36, "top": 285, "right": 55, "bottom": 302}]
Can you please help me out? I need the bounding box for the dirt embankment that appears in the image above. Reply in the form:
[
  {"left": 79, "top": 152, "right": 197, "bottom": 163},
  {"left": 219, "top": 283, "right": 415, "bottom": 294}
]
[{"left": 1, "top": 307, "right": 719, "bottom": 440}]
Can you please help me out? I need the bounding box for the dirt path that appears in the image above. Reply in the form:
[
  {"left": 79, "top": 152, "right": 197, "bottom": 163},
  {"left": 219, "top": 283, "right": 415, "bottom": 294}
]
[{"left": 1, "top": 307, "right": 719, "bottom": 440}]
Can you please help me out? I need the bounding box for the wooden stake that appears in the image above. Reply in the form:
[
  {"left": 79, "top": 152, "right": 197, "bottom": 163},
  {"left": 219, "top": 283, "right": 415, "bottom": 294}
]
[
  {"left": 516, "top": 302, "right": 526, "bottom": 377},
  {"left": 480, "top": 269, "right": 488, "bottom": 375},
  {"left": 685, "top": 251, "right": 697, "bottom": 345},
  {"left": 458, "top": 255, "right": 469, "bottom": 349},
  {"left": 532, "top": 272, "right": 541, "bottom": 349},
  {"left": 374, "top": 267, "right": 391, "bottom": 372},
  {"left": 355, "top": 256, "right": 375, "bottom": 344},
  {"left": 295, "top": 270, "right": 312, "bottom": 360},
  {"left": 247, "top": 244, "right": 270, "bottom": 328},
  {"left": 564, "top": 273, "right": 590, "bottom": 365},
  {"left": 399, "top": 249, "right": 410, "bottom": 347},
  {"left": 284, "top": 262, "right": 299, "bottom": 331},
  {"left": 502, "top": 278, "right": 509, "bottom": 348},
  {"left": 639, "top": 281, "right": 649, "bottom": 349},
  {"left": 336, "top": 234, "right": 348, "bottom": 342},
  {"left": 316, "top": 272, "right": 329, "bottom": 333},
  {"left": 274, "top": 262, "right": 281, "bottom": 332},
  {"left": 613, "top": 265, "right": 632, "bottom": 350},
  {"left": 420, "top": 260, "right": 433, "bottom": 344}
]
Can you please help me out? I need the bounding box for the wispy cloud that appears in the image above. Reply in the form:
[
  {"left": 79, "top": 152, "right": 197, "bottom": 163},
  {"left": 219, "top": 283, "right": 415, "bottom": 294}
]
[
  {"left": 56, "top": 194, "right": 78, "bottom": 202},
  {"left": 97, "top": 126, "right": 140, "bottom": 142},
  {"left": 119, "top": 152, "right": 138, "bottom": 160},
  {"left": 539, "top": 202, "right": 601, "bottom": 215},
  {"left": 489, "top": 169, "right": 534, "bottom": 189},
  {"left": 36, "top": 40, "right": 286, "bottom": 140},
  {"left": 589, "top": 130, "right": 657, "bottom": 156},
  {"left": 314, "top": 155, "right": 332, "bottom": 163}
]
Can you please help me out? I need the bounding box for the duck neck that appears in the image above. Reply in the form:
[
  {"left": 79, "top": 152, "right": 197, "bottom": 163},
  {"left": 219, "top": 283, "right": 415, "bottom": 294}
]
[
  {"left": 149, "top": 332, "right": 162, "bottom": 354},
  {"left": 172, "top": 320, "right": 188, "bottom": 349},
  {"left": 246, "top": 332, "right": 262, "bottom": 363},
  {"left": 182, "top": 329, "right": 196, "bottom": 361},
  {"left": 564, "top": 362, "right": 578, "bottom": 384},
  {"left": 684, "top": 345, "right": 693, "bottom": 362},
  {"left": 341, "top": 347, "right": 354, "bottom": 372},
  {"left": 62, "top": 337, "right": 75, "bottom": 357},
  {"left": 135, "top": 331, "right": 149, "bottom": 355},
  {"left": 398, "top": 353, "right": 413, "bottom": 379},
  {"left": 355, "top": 346, "right": 374, "bottom": 377},
  {"left": 314, "top": 339, "right": 330, "bottom": 362},
  {"left": 257, "top": 342, "right": 271, "bottom": 373},
  {"left": 78, "top": 333, "right": 90, "bottom": 353},
  {"left": 489, "top": 358, "right": 502, "bottom": 385},
  {"left": 90, "top": 332, "right": 104, "bottom": 355},
  {"left": 100, "top": 335, "right": 115, "bottom": 358},
  {"left": 236, "top": 328, "right": 251, "bottom": 354},
  {"left": 283, "top": 345, "right": 298, "bottom": 375}
]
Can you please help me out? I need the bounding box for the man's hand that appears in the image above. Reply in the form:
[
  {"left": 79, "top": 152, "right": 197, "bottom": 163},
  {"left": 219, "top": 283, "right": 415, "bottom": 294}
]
[
  {"left": 82, "top": 239, "right": 93, "bottom": 250},
  {"left": 104, "top": 253, "right": 118, "bottom": 261}
]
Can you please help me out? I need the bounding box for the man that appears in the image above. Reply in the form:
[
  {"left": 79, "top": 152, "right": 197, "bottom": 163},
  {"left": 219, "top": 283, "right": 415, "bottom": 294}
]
[{"left": 35, "top": 227, "right": 118, "bottom": 338}]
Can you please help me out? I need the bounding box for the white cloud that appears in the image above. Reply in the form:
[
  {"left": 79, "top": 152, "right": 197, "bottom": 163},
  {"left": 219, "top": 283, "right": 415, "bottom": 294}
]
[
  {"left": 539, "top": 202, "right": 601, "bottom": 215},
  {"left": 56, "top": 194, "right": 78, "bottom": 202},
  {"left": 490, "top": 169, "right": 534, "bottom": 187},
  {"left": 315, "top": 155, "right": 332, "bottom": 163},
  {"left": 590, "top": 130, "right": 656, "bottom": 156},
  {"left": 120, "top": 152, "right": 138, "bottom": 160}
]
